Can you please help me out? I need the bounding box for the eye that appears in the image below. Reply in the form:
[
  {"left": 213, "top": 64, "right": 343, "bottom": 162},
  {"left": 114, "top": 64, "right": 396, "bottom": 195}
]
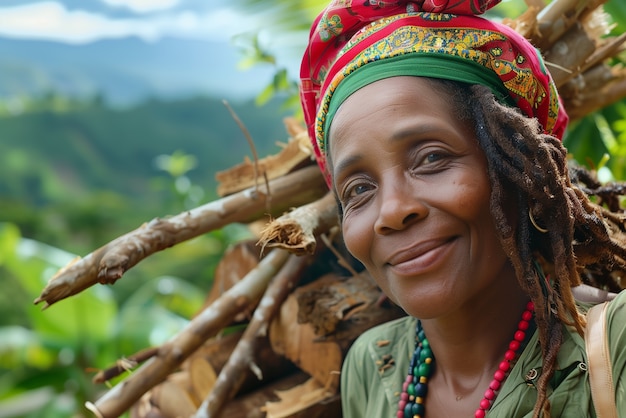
[
  {"left": 425, "top": 152, "right": 444, "bottom": 164},
  {"left": 350, "top": 183, "right": 371, "bottom": 196},
  {"left": 339, "top": 179, "right": 374, "bottom": 209},
  {"left": 412, "top": 148, "right": 449, "bottom": 171}
]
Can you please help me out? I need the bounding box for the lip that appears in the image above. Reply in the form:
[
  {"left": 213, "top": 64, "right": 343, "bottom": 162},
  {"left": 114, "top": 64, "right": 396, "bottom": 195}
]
[{"left": 385, "top": 237, "right": 456, "bottom": 276}]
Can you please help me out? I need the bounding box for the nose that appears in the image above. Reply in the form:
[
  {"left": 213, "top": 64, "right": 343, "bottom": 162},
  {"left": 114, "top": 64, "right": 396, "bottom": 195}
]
[{"left": 374, "top": 178, "right": 427, "bottom": 234}]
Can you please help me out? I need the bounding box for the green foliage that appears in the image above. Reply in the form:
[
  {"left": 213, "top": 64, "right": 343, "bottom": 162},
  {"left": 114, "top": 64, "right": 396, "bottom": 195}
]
[
  {"left": 0, "top": 93, "right": 289, "bottom": 252},
  {"left": 605, "top": 1, "right": 626, "bottom": 34},
  {"left": 0, "top": 220, "right": 226, "bottom": 417},
  {"left": 0, "top": 94, "right": 290, "bottom": 201},
  {"left": 0, "top": 223, "right": 116, "bottom": 416},
  {"left": 0, "top": 91, "right": 264, "bottom": 417},
  {"left": 565, "top": 101, "right": 626, "bottom": 182}
]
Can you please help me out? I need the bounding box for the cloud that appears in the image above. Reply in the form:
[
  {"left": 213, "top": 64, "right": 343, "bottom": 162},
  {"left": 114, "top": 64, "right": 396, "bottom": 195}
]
[
  {"left": 0, "top": 1, "right": 261, "bottom": 44},
  {"left": 0, "top": 2, "right": 159, "bottom": 43},
  {"left": 99, "top": 0, "right": 182, "bottom": 13}
]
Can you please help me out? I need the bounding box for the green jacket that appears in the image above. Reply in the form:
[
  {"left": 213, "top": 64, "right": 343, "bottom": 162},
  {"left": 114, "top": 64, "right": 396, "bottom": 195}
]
[{"left": 341, "top": 291, "right": 626, "bottom": 417}]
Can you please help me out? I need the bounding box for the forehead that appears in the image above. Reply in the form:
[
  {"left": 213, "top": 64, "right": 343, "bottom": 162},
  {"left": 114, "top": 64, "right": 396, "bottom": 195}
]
[
  {"left": 326, "top": 76, "right": 481, "bottom": 186},
  {"left": 328, "top": 76, "right": 457, "bottom": 148}
]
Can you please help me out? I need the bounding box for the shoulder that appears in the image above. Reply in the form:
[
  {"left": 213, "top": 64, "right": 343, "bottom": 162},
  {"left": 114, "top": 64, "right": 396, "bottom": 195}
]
[
  {"left": 605, "top": 288, "right": 626, "bottom": 323},
  {"left": 341, "top": 315, "right": 415, "bottom": 418},
  {"left": 343, "top": 315, "right": 415, "bottom": 375},
  {"left": 602, "top": 289, "right": 626, "bottom": 357},
  {"left": 349, "top": 315, "right": 415, "bottom": 353},
  {"left": 604, "top": 289, "right": 626, "bottom": 361}
]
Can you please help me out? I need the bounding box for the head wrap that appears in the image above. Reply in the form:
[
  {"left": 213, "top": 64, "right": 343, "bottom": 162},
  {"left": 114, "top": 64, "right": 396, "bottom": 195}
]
[{"left": 300, "top": 0, "right": 569, "bottom": 185}]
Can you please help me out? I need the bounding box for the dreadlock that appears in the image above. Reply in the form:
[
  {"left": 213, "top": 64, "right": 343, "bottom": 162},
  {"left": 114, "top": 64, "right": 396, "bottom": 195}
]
[{"left": 443, "top": 82, "right": 626, "bottom": 417}]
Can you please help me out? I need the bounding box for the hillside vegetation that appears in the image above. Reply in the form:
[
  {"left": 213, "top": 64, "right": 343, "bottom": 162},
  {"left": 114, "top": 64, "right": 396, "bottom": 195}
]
[{"left": 0, "top": 94, "right": 291, "bottom": 251}]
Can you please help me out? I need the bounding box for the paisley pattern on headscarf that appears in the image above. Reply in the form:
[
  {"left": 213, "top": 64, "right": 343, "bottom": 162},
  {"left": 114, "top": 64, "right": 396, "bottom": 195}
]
[{"left": 300, "top": 0, "right": 568, "bottom": 186}]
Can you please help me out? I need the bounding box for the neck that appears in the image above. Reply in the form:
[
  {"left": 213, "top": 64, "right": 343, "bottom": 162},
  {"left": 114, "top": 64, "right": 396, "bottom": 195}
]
[
  {"left": 397, "top": 288, "right": 534, "bottom": 418},
  {"left": 421, "top": 278, "right": 529, "bottom": 388}
]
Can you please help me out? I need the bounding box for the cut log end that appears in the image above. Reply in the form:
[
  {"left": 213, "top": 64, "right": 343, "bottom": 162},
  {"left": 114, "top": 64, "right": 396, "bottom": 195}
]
[{"left": 259, "top": 220, "right": 317, "bottom": 255}]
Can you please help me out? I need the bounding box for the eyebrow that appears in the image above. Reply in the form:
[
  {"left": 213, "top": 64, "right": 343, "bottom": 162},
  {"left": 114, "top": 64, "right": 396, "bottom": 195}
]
[
  {"left": 330, "top": 122, "right": 451, "bottom": 181},
  {"left": 390, "top": 123, "right": 447, "bottom": 142},
  {"left": 331, "top": 153, "right": 362, "bottom": 182}
]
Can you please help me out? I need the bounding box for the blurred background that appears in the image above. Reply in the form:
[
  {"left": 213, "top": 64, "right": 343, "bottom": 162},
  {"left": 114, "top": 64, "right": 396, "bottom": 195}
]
[{"left": 1, "top": 0, "right": 625, "bottom": 417}]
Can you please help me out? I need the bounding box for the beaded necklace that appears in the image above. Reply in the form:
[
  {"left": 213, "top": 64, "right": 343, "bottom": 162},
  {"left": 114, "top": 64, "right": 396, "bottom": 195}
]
[{"left": 396, "top": 301, "right": 535, "bottom": 418}]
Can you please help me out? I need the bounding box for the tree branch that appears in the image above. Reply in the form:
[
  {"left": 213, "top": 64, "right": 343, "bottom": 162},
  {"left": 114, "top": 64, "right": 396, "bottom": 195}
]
[
  {"left": 193, "top": 253, "right": 313, "bottom": 418},
  {"left": 35, "top": 166, "right": 326, "bottom": 309},
  {"left": 257, "top": 192, "right": 338, "bottom": 255},
  {"left": 84, "top": 248, "right": 290, "bottom": 418}
]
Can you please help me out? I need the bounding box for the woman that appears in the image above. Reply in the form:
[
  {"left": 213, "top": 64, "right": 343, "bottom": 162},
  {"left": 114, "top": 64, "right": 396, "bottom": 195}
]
[{"left": 299, "top": 0, "right": 625, "bottom": 417}]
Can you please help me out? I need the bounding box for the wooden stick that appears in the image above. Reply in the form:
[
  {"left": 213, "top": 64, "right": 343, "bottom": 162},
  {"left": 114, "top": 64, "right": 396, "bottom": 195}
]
[
  {"left": 533, "top": 0, "right": 607, "bottom": 49},
  {"left": 257, "top": 192, "right": 338, "bottom": 255},
  {"left": 34, "top": 166, "right": 326, "bottom": 309},
  {"left": 84, "top": 249, "right": 290, "bottom": 418},
  {"left": 523, "top": 0, "right": 546, "bottom": 9},
  {"left": 580, "top": 33, "right": 626, "bottom": 75},
  {"left": 567, "top": 75, "right": 626, "bottom": 119},
  {"left": 544, "top": 22, "right": 597, "bottom": 87},
  {"left": 92, "top": 347, "right": 159, "bottom": 384},
  {"left": 193, "top": 253, "right": 313, "bottom": 418}
]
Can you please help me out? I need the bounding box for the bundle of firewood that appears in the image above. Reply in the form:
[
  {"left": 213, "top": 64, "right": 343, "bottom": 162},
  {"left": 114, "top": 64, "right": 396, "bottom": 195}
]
[{"left": 34, "top": 1, "right": 626, "bottom": 417}]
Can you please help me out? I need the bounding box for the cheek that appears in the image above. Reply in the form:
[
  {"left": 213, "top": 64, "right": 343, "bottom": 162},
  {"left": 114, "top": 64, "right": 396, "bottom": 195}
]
[
  {"left": 341, "top": 213, "right": 373, "bottom": 266},
  {"left": 451, "top": 174, "right": 492, "bottom": 220}
]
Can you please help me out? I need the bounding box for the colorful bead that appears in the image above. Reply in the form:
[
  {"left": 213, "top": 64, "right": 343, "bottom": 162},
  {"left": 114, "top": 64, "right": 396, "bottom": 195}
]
[
  {"left": 479, "top": 398, "right": 491, "bottom": 409},
  {"left": 397, "top": 303, "right": 534, "bottom": 418}
]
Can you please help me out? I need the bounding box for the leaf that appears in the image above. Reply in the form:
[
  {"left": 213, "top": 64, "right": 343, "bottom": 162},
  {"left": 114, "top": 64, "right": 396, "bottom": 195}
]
[
  {"left": 28, "top": 285, "right": 117, "bottom": 345},
  {"left": 604, "top": 1, "right": 626, "bottom": 35},
  {"left": 256, "top": 82, "right": 276, "bottom": 106},
  {"left": 0, "top": 326, "right": 56, "bottom": 369}
]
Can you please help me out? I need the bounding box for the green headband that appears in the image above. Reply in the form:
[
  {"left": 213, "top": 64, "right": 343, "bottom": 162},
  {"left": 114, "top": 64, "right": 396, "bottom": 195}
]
[{"left": 324, "top": 53, "right": 516, "bottom": 139}]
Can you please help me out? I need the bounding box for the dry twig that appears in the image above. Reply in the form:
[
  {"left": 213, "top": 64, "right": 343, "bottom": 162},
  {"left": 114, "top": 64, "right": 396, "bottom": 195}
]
[
  {"left": 35, "top": 166, "right": 326, "bottom": 308},
  {"left": 222, "top": 100, "right": 271, "bottom": 211},
  {"left": 93, "top": 347, "right": 159, "bottom": 384},
  {"left": 85, "top": 248, "right": 291, "bottom": 418},
  {"left": 257, "top": 192, "right": 338, "bottom": 255},
  {"left": 193, "top": 253, "right": 313, "bottom": 418}
]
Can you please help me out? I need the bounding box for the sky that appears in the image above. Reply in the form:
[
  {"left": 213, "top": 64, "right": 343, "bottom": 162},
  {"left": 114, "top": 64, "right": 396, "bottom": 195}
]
[
  {"left": 0, "top": 0, "right": 264, "bottom": 44},
  {"left": 0, "top": 0, "right": 307, "bottom": 100}
]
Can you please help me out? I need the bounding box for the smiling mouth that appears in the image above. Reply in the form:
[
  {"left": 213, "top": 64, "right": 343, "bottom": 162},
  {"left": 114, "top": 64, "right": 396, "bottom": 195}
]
[{"left": 387, "top": 238, "right": 456, "bottom": 276}]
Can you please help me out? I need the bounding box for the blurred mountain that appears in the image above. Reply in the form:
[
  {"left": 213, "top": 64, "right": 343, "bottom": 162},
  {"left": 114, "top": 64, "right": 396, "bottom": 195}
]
[{"left": 0, "top": 36, "right": 274, "bottom": 105}]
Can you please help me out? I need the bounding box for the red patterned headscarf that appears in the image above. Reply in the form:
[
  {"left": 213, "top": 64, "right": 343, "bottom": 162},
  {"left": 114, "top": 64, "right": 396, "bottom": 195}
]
[{"left": 300, "top": 0, "right": 569, "bottom": 186}]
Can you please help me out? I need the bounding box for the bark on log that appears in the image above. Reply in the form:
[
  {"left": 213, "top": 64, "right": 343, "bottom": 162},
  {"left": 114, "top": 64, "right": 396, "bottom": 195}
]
[
  {"left": 262, "top": 377, "right": 341, "bottom": 418},
  {"left": 128, "top": 334, "right": 239, "bottom": 418},
  {"left": 269, "top": 271, "right": 406, "bottom": 393},
  {"left": 35, "top": 166, "right": 326, "bottom": 308},
  {"left": 86, "top": 249, "right": 290, "bottom": 418},
  {"left": 151, "top": 379, "right": 197, "bottom": 418},
  {"left": 202, "top": 240, "right": 262, "bottom": 322},
  {"left": 206, "top": 372, "right": 343, "bottom": 418},
  {"left": 129, "top": 331, "right": 298, "bottom": 418},
  {"left": 217, "top": 372, "right": 312, "bottom": 418},
  {"left": 580, "top": 33, "right": 626, "bottom": 76},
  {"left": 194, "top": 253, "right": 314, "bottom": 418},
  {"left": 543, "top": 22, "right": 597, "bottom": 87},
  {"left": 532, "top": 0, "right": 607, "bottom": 50},
  {"left": 561, "top": 65, "right": 626, "bottom": 119}
]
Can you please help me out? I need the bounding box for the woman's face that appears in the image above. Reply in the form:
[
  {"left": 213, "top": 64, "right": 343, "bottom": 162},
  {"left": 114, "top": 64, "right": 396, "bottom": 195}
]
[{"left": 328, "top": 76, "right": 516, "bottom": 319}]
